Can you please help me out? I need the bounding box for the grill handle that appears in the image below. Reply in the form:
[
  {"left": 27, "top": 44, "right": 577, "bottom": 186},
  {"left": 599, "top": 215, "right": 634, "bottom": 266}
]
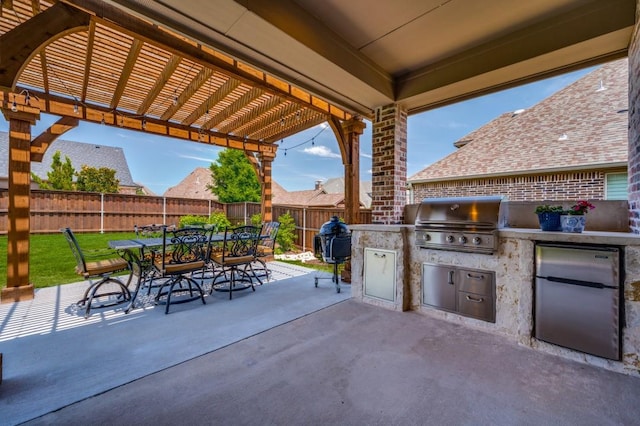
[{"left": 448, "top": 270, "right": 454, "bottom": 285}]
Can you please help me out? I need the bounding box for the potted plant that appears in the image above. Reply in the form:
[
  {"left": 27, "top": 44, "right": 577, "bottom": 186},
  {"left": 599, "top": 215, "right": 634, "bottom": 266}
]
[
  {"left": 534, "top": 204, "right": 564, "bottom": 231},
  {"left": 560, "top": 200, "right": 595, "bottom": 233}
]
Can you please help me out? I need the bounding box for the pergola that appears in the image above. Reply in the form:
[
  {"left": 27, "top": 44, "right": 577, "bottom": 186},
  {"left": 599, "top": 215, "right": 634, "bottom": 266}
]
[{"left": 0, "top": 0, "right": 636, "bottom": 302}]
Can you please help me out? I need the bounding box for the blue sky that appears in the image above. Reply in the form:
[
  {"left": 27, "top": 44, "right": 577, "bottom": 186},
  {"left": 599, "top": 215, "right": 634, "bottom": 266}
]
[{"left": 0, "top": 68, "right": 592, "bottom": 194}]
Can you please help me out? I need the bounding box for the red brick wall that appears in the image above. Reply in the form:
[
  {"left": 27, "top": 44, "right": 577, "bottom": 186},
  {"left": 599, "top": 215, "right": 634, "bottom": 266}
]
[
  {"left": 629, "top": 0, "right": 640, "bottom": 233},
  {"left": 411, "top": 169, "right": 624, "bottom": 202},
  {"left": 371, "top": 104, "right": 407, "bottom": 224}
]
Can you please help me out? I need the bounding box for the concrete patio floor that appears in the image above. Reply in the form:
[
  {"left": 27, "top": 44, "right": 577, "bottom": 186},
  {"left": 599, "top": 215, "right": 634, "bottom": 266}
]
[{"left": 2, "top": 261, "right": 640, "bottom": 425}]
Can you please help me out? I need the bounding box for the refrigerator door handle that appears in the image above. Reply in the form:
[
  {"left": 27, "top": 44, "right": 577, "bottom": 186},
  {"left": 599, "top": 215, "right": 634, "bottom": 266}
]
[{"left": 538, "top": 275, "right": 617, "bottom": 289}]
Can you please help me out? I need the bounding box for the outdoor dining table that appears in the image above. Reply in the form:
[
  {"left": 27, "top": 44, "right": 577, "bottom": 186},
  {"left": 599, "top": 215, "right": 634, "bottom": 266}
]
[{"left": 107, "top": 232, "right": 265, "bottom": 311}]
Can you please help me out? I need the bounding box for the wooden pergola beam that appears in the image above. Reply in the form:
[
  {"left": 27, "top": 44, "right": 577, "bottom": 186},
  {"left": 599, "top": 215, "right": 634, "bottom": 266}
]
[
  {"left": 136, "top": 54, "right": 181, "bottom": 116},
  {"left": 204, "top": 87, "right": 263, "bottom": 131},
  {"left": 0, "top": 2, "right": 90, "bottom": 91},
  {"left": 63, "top": 0, "right": 351, "bottom": 122},
  {"left": 110, "top": 38, "right": 143, "bottom": 109},
  {"left": 160, "top": 67, "right": 212, "bottom": 121},
  {"left": 31, "top": 116, "right": 80, "bottom": 162}
]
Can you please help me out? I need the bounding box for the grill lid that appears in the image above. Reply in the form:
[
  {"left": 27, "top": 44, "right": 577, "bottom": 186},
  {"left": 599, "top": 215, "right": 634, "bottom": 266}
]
[{"left": 415, "top": 196, "right": 504, "bottom": 230}]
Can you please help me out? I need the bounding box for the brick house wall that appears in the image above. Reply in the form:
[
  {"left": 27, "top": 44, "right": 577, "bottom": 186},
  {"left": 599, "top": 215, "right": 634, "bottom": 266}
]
[
  {"left": 411, "top": 168, "right": 625, "bottom": 202},
  {"left": 628, "top": 0, "right": 640, "bottom": 233}
]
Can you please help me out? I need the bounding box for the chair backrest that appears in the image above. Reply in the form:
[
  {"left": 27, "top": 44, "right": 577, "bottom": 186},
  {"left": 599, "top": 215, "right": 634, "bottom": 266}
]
[
  {"left": 62, "top": 227, "right": 88, "bottom": 275},
  {"left": 160, "top": 226, "right": 211, "bottom": 271},
  {"left": 260, "top": 221, "right": 280, "bottom": 250},
  {"left": 222, "top": 225, "right": 262, "bottom": 261}
]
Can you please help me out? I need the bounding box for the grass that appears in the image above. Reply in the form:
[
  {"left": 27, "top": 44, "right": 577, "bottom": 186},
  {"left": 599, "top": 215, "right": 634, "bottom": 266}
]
[{"left": 0, "top": 232, "right": 339, "bottom": 289}]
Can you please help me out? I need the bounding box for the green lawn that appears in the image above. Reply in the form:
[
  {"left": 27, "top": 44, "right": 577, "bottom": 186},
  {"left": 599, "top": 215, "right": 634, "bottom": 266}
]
[
  {"left": 0, "top": 232, "right": 136, "bottom": 289},
  {"left": 0, "top": 233, "right": 336, "bottom": 289}
]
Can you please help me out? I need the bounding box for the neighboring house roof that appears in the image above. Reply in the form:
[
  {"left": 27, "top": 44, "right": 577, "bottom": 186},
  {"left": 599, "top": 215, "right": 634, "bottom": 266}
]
[
  {"left": 164, "top": 167, "right": 217, "bottom": 200},
  {"left": 409, "top": 58, "right": 629, "bottom": 183},
  {"left": 322, "top": 177, "right": 372, "bottom": 208},
  {"left": 0, "top": 132, "right": 137, "bottom": 187},
  {"left": 272, "top": 187, "right": 345, "bottom": 207}
]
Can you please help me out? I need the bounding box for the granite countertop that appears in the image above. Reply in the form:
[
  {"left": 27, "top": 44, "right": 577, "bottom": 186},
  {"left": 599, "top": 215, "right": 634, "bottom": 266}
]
[{"left": 349, "top": 224, "right": 640, "bottom": 245}]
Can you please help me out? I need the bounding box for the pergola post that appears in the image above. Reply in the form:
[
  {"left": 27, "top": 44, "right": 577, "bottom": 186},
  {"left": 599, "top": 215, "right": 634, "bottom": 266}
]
[
  {"left": 259, "top": 152, "right": 276, "bottom": 222},
  {"left": 341, "top": 118, "right": 366, "bottom": 225},
  {"left": 329, "top": 117, "right": 366, "bottom": 225},
  {"left": 1, "top": 103, "right": 40, "bottom": 303}
]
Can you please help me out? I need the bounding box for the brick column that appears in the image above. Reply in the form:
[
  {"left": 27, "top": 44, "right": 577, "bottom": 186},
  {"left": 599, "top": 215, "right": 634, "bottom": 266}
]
[
  {"left": 371, "top": 104, "right": 407, "bottom": 224},
  {"left": 629, "top": 0, "right": 640, "bottom": 233}
]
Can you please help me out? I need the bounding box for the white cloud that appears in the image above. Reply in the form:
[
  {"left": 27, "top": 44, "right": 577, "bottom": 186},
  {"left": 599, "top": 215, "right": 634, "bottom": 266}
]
[
  {"left": 361, "top": 152, "right": 372, "bottom": 159},
  {"left": 302, "top": 145, "right": 341, "bottom": 159}
]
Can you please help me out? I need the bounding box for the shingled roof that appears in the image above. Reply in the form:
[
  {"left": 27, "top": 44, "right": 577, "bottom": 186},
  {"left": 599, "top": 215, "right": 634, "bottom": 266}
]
[
  {"left": 408, "top": 58, "right": 628, "bottom": 183},
  {"left": 0, "top": 132, "right": 137, "bottom": 187},
  {"left": 164, "top": 167, "right": 217, "bottom": 200}
]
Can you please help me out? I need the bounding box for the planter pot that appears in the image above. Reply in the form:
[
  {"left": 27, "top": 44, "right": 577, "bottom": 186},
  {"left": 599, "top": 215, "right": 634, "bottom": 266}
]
[
  {"left": 560, "top": 215, "right": 586, "bottom": 233},
  {"left": 537, "top": 212, "right": 562, "bottom": 231}
]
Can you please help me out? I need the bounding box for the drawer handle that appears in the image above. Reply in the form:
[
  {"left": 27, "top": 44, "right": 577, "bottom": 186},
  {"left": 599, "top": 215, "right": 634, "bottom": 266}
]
[
  {"left": 466, "top": 273, "right": 484, "bottom": 280},
  {"left": 465, "top": 295, "right": 484, "bottom": 303},
  {"left": 448, "top": 270, "right": 454, "bottom": 285}
]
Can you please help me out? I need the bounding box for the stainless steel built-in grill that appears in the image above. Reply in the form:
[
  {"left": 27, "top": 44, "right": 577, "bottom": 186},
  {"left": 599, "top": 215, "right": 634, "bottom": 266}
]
[{"left": 415, "top": 196, "right": 504, "bottom": 254}]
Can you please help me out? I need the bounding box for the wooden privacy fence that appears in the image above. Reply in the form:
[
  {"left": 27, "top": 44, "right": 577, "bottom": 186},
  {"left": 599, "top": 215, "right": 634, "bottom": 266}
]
[{"left": 0, "top": 190, "right": 372, "bottom": 249}]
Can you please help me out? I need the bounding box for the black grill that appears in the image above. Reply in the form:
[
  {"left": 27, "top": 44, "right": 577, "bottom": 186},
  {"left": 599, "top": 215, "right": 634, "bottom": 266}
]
[{"left": 314, "top": 216, "right": 351, "bottom": 293}]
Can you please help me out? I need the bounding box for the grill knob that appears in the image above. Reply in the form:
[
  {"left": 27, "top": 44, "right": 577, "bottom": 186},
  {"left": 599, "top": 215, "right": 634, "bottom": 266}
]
[
  {"left": 458, "top": 236, "right": 467, "bottom": 244},
  {"left": 446, "top": 235, "right": 455, "bottom": 243},
  {"left": 472, "top": 236, "right": 482, "bottom": 245}
]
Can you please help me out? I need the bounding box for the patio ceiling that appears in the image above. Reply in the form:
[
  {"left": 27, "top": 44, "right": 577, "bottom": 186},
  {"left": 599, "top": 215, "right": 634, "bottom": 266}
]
[
  {"left": 0, "top": 0, "right": 353, "bottom": 155},
  {"left": 101, "top": 0, "right": 636, "bottom": 116}
]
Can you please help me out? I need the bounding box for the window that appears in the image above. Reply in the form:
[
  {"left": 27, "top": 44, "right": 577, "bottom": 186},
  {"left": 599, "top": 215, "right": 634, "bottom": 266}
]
[{"left": 605, "top": 172, "right": 627, "bottom": 200}]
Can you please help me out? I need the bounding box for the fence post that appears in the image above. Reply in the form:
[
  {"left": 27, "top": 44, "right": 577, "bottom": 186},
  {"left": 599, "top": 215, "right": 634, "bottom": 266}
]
[
  {"left": 302, "top": 207, "right": 307, "bottom": 251},
  {"left": 244, "top": 202, "right": 247, "bottom": 225},
  {"left": 208, "top": 199, "right": 211, "bottom": 216},
  {"left": 100, "top": 193, "right": 104, "bottom": 233},
  {"left": 163, "top": 197, "right": 167, "bottom": 225}
]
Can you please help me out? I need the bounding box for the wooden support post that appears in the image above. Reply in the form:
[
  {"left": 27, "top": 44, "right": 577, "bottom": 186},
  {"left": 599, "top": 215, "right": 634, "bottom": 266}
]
[
  {"left": 1, "top": 103, "right": 39, "bottom": 303},
  {"left": 259, "top": 152, "right": 276, "bottom": 222}
]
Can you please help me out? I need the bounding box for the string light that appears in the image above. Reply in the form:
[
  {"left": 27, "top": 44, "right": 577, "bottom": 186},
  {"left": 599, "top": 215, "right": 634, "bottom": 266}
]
[
  {"left": 281, "top": 124, "right": 327, "bottom": 157},
  {"left": 141, "top": 118, "right": 146, "bottom": 130},
  {"left": 11, "top": 99, "right": 17, "bottom": 112},
  {"left": 101, "top": 113, "right": 105, "bottom": 125},
  {"left": 73, "top": 103, "right": 79, "bottom": 114},
  {"left": 173, "top": 89, "right": 178, "bottom": 106}
]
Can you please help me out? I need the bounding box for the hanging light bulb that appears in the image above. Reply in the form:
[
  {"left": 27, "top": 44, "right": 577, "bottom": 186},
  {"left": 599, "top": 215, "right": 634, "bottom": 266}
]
[
  {"left": 25, "top": 92, "right": 30, "bottom": 106},
  {"left": 311, "top": 137, "right": 315, "bottom": 146},
  {"left": 73, "top": 103, "right": 79, "bottom": 114},
  {"left": 119, "top": 116, "right": 124, "bottom": 127},
  {"left": 11, "top": 100, "right": 18, "bottom": 112},
  {"left": 173, "top": 89, "right": 178, "bottom": 106},
  {"left": 101, "top": 113, "right": 105, "bottom": 125},
  {"left": 284, "top": 150, "right": 287, "bottom": 156},
  {"left": 296, "top": 111, "right": 301, "bottom": 121},
  {"left": 280, "top": 117, "right": 285, "bottom": 127},
  {"left": 141, "top": 119, "right": 146, "bottom": 130}
]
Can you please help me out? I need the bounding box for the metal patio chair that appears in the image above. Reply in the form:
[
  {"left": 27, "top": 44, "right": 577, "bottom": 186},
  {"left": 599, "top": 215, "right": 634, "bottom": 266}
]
[
  {"left": 210, "top": 225, "right": 262, "bottom": 299},
  {"left": 62, "top": 227, "right": 132, "bottom": 318},
  {"left": 252, "top": 221, "right": 280, "bottom": 284},
  {"left": 152, "top": 226, "right": 211, "bottom": 314}
]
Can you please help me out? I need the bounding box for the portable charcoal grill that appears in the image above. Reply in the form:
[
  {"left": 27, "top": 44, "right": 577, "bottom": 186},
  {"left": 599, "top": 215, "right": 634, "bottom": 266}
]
[
  {"left": 314, "top": 216, "right": 351, "bottom": 293},
  {"left": 415, "top": 196, "right": 504, "bottom": 254}
]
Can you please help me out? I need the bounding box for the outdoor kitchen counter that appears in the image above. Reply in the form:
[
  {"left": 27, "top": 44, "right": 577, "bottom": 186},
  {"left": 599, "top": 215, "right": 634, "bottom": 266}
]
[{"left": 348, "top": 224, "right": 640, "bottom": 376}]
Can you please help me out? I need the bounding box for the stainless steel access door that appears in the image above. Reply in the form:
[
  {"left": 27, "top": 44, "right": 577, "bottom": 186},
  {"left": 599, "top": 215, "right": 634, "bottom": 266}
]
[{"left": 534, "top": 244, "right": 621, "bottom": 360}]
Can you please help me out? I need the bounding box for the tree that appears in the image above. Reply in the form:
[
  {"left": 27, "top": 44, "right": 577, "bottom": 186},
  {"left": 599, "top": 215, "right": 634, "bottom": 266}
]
[
  {"left": 75, "top": 165, "right": 119, "bottom": 193},
  {"left": 32, "top": 151, "right": 75, "bottom": 190},
  {"left": 208, "top": 149, "right": 261, "bottom": 203}
]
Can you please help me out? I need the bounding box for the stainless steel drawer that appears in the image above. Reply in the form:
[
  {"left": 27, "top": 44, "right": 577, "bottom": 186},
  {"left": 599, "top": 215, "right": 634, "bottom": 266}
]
[
  {"left": 458, "top": 290, "right": 495, "bottom": 322},
  {"left": 458, "top": 268, "right": 494, "bottom": 295}
]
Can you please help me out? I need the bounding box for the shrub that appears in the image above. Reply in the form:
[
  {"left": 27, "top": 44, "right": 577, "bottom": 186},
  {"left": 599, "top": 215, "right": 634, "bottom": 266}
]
[
  {"left": 178, "top": 214, "right": 209, "bottom": 228},
  {"left": 250, "top": 213, "right": 262, "bottom": 227},
  {"left": 276, "top": 212, "right": 296, "bottom": 253},
  {"left": 209, "top": 210, "right": 232, "bottom": 231}
]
